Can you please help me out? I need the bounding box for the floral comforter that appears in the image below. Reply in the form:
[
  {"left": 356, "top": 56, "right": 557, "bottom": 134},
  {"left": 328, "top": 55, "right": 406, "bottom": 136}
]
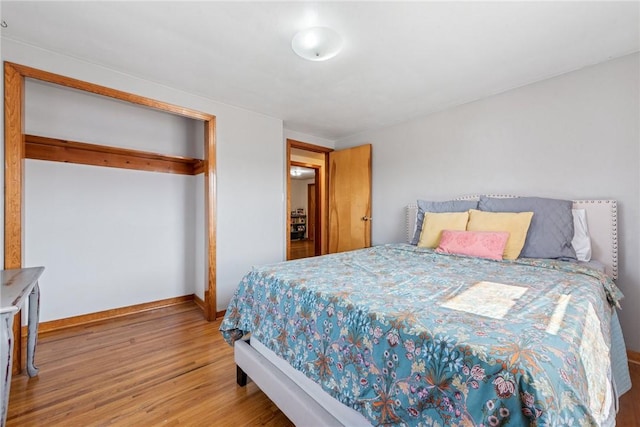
[{"left": 220, "top": 244, "right": 623, "bottom": 426}]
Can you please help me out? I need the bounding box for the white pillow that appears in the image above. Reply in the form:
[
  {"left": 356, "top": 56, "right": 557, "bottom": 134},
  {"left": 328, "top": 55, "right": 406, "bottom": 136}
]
[{"left": 572, "top": 209, "right": 591, "bottom": 262}]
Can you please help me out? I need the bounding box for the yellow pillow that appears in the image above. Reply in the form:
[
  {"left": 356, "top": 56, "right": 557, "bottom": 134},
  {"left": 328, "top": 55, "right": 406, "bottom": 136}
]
[
  {"left": 418, "top": 212, "right": 469, "bottom": 248},
  {"left": 466, "top": 209, "right": 534, "bottom": 260}
]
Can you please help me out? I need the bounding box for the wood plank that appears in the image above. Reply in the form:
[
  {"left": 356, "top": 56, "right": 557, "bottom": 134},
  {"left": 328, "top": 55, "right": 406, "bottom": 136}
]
[
  {"left": 193, "top": 294, "right": 205, "bottom": 312},
  {"left": 287, "top": 139, "right": 333, "bottom": 153},
  {"left": 7, "top": 303, "right": 293, "bottom": 426},
  {"left": 25, "top": 134, "right": 203, "bottom": 175},
  {"left": 4, "top": 63, "right": 24, "bottom": 271},
  {"left": 7, "top": 62, "right": 214, "bottom": 121},
  {"left": 290, "top": 239, "right": 316, "bottom": 260},
  {"left": 4, "top": 63, "right": 25, "bottom": 375},
  {"left": 192, "top": 159, "right": 205, "bottom": 175},
  {"left": 21, "top": 295, "right": 196, "bottom": 337},
  {"left": 287, "top": 140, "right": 292, "bottom": 260},
  {"left": 628, "top": 349, "right": 640, "bottom": 365},
  {"left": 204, "top": 118, "right": 217, "bottom": 320},
  {"left": 308, "top": 182, "right": 317, "bottom": 242},
  {"left": 619, "top": 357, "right": 640, "bottom": 426}
]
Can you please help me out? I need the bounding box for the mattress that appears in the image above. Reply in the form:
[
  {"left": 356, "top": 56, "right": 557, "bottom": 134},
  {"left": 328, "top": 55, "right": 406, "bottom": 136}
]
[
  {"left": 247, "top": 314, "right": 628, "bottom": 426},
  {"left": 221, "top": 244, "right": 625, "bottom": 425}
]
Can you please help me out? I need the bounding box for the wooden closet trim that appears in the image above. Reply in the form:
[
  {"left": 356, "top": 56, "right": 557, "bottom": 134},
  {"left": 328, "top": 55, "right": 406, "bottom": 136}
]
[
  {"left": 25, "top": 134, "right": 204, "bottom": 175},
  {"left": 4, "top": 62, "right": 218, "bottom": 371},
  {"left": 8, "top": 62, "right": 213, "bottom": 121},
  {"left": 4, "top": 63, "right": 23, "bottom": 273}
]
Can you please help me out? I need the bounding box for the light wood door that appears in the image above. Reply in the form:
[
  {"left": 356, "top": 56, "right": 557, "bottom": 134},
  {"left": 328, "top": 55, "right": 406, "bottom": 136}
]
[{"left": 328, "top": 144, "right": 372, "bottom": 253}]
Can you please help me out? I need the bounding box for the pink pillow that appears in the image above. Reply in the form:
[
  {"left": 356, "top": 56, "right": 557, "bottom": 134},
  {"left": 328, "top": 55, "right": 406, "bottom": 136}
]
[{"left": 436, "top": 230, "right": 510, "bottom": 260}]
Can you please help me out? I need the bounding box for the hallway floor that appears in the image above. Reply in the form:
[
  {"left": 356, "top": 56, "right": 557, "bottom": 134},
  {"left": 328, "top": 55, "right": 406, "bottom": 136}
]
[{"left": 290, "top": 239, "right": 315, "bottom": 260}]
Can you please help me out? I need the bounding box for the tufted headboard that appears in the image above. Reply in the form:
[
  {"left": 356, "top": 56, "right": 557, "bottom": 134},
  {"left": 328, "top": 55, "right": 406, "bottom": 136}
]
[{"left": 406, "top": 196, "right": 618, "bottom": 279}]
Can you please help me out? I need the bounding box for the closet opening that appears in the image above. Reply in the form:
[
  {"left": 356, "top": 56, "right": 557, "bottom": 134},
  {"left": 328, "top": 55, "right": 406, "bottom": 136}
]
[{"left": 5, "top": 62, "right": 217, "bottom": 373}]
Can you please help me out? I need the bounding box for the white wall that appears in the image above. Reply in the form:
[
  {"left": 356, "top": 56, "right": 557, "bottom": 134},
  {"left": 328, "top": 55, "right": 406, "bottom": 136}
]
[
  {"left": 336, "top": 53, "right": 640, "bottom": 351},
  {"left": 291, "top": 179, "right": 314, "bottom": 213},
  {"left": 2, "top": 38, "right": 285, "bottom": 314},
  {"left": 25, "top": 163, "right": 199, "bottom": 320},
  {"left": 23, "top": 79, "right": 202, "bottom": 320},
  {"left": 26, "top": 79, "right": 204, "bottom": 157}
]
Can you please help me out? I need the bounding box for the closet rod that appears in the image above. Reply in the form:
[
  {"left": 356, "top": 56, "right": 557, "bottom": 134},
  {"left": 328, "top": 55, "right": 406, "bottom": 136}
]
[{"left": 25, "top": 134, "right": 204, "bottom": 175}]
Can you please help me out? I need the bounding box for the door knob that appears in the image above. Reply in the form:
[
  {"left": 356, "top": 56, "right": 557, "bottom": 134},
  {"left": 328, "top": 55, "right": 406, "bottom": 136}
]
[{"left": 361, "top": 216, "right": 372, "bottom": 221}]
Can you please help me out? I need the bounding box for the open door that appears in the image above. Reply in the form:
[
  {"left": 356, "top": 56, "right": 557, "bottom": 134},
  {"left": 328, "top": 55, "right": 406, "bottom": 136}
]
[{"left": 328, "top": 144, "right": 372, "bottom": 253}]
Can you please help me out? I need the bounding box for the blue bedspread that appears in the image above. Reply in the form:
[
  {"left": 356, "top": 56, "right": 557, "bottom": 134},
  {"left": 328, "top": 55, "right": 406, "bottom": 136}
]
[{"left": 220, "top": 244, "right": 623, "bottom": 426}]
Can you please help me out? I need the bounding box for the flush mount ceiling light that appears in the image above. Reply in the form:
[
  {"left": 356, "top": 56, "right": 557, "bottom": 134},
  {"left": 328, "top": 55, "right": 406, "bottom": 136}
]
[{"left": 291, "top": 27, "right": 343, "bottom": 61}]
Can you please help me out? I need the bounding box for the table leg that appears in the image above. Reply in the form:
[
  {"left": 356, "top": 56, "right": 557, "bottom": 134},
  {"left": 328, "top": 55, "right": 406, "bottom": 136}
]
[
  {"left": 1, "top": 314, "right": 15, "bottom": 427},
  {"left": 26, "top": 282, "right": 40, "bottom": 378}
]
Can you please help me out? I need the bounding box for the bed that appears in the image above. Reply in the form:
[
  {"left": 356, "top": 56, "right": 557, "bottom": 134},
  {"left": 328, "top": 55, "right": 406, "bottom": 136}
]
[{"left": 220, "top": 196, "right": 631, "bottom": 426}]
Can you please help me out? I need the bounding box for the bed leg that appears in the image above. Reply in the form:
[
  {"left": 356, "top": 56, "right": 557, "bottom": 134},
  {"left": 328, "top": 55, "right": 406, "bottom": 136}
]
[{"left": 236, "top": 365, "right": 249, "bottom": 387}]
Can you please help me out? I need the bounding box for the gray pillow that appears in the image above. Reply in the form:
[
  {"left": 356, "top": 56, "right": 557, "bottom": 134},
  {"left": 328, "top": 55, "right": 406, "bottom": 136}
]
[
  {"left": 411, "top": 199, "right": 479, "bottom": 245},
  {"left": 478, "top": 196, "right": 576, "bottom": 259}
]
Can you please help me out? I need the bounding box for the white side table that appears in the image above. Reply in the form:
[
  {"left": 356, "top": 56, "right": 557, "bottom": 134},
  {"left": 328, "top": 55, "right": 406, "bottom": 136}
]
[{"left": 1, "top": 267, "right": 44, "bottom": 427}]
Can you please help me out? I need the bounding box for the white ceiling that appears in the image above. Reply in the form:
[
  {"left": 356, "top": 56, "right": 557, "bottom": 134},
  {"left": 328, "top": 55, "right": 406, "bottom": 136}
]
[{"left": 2, "top": 1, "right": 638, "bottom": 140}]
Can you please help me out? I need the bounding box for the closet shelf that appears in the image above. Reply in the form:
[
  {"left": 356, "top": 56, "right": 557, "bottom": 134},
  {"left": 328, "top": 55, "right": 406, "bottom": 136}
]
[{"left": 25, "top": 134, "right": 204, "bottom": 175}]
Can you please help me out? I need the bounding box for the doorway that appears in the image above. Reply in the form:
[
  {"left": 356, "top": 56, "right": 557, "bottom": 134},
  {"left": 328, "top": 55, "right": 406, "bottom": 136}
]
[
  {"left": 289, "top": 165, "right": 317, "bottom": 260},
  {"left": 286, "top": 139, "right": 331, "bottom": 260},
  {"left": 286, "top": 139, "right": 372, "bottom": 260}
]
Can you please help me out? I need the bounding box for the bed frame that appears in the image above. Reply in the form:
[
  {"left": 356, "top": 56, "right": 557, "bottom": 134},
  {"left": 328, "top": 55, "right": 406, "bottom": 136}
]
[{"left": 235, "top": 196, "right": 622, "bottom": 426}]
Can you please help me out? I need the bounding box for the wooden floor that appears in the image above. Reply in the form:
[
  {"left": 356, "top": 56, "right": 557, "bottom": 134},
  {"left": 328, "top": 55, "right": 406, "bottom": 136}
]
[
  {"left": 620, "top": 360, "right": 640, "bottom": 426},
  {"left": 8, "top": 302, "right": 640, "bottom": 426},
  {"left": 8, "top": 303, "right": 293, "bottom": 426},
  {"left": 289, "top": 239, "right": 315, "bottom": 260}
]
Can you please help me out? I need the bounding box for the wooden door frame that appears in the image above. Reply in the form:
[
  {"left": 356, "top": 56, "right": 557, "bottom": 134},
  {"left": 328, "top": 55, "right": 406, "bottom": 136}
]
[
  {"left": 4, "top": 62, "right": 217, "bottom": 370},
  {"left": 289, "top": 161, "right": 319, "bottom": 256},
  {"left": 286, "top": 139, "right": 331, "bottom": 260},
  {"left": 307, "top": 178, "right": 320, "bottom": 255}
]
